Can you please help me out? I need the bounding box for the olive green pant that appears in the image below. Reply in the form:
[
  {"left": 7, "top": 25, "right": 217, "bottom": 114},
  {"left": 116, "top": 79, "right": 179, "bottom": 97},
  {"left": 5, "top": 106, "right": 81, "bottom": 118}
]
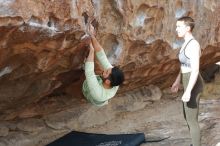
[{"left": 182, "top": 73, "right": 204, "bottom": 146}]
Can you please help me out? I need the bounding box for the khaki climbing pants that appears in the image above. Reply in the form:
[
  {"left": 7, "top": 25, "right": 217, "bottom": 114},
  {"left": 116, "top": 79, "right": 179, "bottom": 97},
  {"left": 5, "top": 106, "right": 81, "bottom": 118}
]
[{"left": 182, "top": 72, "right": 204, "bottom": 146}]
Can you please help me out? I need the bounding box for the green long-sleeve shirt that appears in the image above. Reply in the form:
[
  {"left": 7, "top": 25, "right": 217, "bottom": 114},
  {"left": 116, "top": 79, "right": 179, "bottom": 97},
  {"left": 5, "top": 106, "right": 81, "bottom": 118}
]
[{"left": 82, "top": 50, "right": 119, "bottom": 106}]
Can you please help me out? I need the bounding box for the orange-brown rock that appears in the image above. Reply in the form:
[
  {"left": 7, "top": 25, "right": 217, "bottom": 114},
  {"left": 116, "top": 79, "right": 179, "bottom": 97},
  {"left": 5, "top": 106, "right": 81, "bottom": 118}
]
[{"left": 0, "top": 0, "right": 219, "bottom": 120}]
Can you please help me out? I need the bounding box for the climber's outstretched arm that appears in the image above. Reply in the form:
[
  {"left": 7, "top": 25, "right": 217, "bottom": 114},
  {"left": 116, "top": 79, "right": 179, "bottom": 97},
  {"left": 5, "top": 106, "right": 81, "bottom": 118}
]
[
  {"left": 87, "top": 24, "right": 113, "bottom": 69},
  {"left": 88, "top": 24, "right": 103, "bottom": 52}
]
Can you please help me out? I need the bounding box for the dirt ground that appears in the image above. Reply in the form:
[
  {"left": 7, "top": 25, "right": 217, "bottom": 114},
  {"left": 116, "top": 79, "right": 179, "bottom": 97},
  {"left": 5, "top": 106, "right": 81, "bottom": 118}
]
[{"left": 84, "top": 97, "right": 220, "bottom": 146}]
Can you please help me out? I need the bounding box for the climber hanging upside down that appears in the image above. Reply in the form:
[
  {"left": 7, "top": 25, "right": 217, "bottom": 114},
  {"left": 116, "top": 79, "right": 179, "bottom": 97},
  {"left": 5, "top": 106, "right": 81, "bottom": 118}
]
[{"left": 82, "top": 24, "right": 124, "bottom": 106}]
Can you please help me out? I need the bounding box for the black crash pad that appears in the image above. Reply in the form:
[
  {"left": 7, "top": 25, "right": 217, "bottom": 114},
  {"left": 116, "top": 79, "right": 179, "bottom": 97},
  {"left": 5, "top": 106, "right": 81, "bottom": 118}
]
[{"left": 47, "top": 131, "right": 146, "bottom": 146}]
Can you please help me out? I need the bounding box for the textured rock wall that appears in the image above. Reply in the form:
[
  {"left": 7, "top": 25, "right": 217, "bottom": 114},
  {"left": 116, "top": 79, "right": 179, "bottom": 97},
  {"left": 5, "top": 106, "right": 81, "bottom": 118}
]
[{"left": 0, "top": 0, "right": 219, "bottom": 120}]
